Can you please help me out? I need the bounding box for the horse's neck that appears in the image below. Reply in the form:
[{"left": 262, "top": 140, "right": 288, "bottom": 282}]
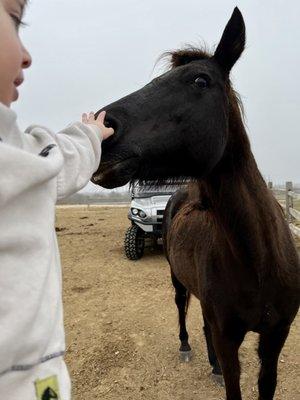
[
  {"left": 205, "top": 156, "right": 271, "bottom": 227},
  {"left": 195, "top": 102, "right": 295, "bottom": 284},
  {"left": 200, "top": 133, "right": 276, "bottom": 271},
  {"left": 207, "top": 105, "right": 274, "bottom": 238}
]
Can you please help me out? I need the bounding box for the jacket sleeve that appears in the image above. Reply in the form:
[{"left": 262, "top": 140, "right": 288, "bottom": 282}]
[{"left": 53, "top": 122, "right": 103, "bottom": 200}]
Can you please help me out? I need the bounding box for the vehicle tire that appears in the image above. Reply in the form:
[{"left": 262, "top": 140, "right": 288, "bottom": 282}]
[{"left": 124, "top": 225, "right": 145, "bottom": 260}]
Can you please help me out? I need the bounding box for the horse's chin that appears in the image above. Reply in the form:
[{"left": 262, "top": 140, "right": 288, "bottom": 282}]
[{"left": 91, "top": 157, "right": 139, "bottom": 189}]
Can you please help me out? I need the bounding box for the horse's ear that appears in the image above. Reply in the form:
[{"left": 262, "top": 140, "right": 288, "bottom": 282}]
[{"left": 213, "top": 7, "right": 246, "bottom": 74}]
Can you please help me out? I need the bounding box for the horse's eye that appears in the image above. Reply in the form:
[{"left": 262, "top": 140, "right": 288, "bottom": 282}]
[{"left": 195, "top": 76, "right": 209, "bottom": 88}]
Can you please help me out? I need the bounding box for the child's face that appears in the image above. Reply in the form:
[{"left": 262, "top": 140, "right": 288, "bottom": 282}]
[{"left": 0, "top": 0, "right": 31, "bottom": 107}]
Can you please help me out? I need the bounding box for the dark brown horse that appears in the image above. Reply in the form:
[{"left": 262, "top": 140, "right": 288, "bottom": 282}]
[{"left": 93, "top": 8, "right": 300, "bottom": 400}]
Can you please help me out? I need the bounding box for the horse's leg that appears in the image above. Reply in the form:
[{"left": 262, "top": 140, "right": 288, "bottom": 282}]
[
  {"left": 257, "top": 324, "right": 290, "bottom": 400},
  {"left": 171, "top": 270, "right": 192, "bottom": 362},
  {"left": 211, "top": 324, "right": 246, "bottom": 400},
  {"left": 203, "top": 317, "right": 223, "bottom": 385}
]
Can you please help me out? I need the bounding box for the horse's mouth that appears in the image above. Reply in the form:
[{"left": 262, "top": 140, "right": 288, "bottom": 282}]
[{"left": 91, "top": 157, "right": 139, "bottom": 188}]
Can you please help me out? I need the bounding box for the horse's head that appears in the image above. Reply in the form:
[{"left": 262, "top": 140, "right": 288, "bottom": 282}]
[{"left": 92, "top": 7, "right": 245, "bottom": 188}]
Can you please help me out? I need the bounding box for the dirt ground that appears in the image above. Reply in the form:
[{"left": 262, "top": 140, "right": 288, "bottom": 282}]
[{"left": 56, "top": 206, "right": 300, "bottom": 400}]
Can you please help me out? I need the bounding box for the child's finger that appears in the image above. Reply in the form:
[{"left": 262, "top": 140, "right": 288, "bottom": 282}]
[
  {"left": 82, "top": 113, "right": 88, "bottom": 123},
  {"left": 88, "top": 111, "right": 95, "bottom": 121},
  {"left": 97, "top": 111, "right": 106, "bottom": 124}
]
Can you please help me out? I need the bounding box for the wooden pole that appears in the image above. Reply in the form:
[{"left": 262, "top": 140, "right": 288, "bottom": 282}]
[{"left": 285, "top": 181, "right": 293, "bottom": 222}]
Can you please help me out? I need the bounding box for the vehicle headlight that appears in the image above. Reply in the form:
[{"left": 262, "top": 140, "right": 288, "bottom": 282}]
[
  {"left": 131, "top": 208, "right": 139, "bottom": 215},
  {"left": 138, "top": 210, "right": 147, "bottom": 219}
]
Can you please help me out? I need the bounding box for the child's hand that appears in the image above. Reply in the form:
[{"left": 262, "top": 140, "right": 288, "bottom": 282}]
[{"left": 82, "top": 111, "right": 114, "bottom": 140}]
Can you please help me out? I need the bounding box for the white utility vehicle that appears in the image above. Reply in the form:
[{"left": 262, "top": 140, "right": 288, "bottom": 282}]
[{"left": 124, "top": 182, "right": 181, "bottom": 260}]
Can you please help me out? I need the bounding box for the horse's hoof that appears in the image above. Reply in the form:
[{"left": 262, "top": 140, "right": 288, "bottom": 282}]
[
  {"left": 212, "top": 373, "right": 224, "bottom": 387},
  {"left": 179, "top": 350, "right": 192, "bottom": 362}
]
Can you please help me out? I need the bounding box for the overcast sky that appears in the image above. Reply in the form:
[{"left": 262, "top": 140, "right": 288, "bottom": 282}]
[{"left": 14, "top": 0, "right": 299, "bottom": 189}]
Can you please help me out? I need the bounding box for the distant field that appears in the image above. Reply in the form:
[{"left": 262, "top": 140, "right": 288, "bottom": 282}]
[{"left": 57, "top": 192, "right": 131, "bottom": 205}]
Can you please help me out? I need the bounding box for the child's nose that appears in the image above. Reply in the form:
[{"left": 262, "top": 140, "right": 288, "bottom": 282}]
[{"left": 22, "top": 45, "right": 32, "bottom": 69}]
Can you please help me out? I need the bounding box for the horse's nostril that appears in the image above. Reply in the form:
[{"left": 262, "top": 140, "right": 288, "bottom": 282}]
[{"left": 104, "top": 116, "right": 118, "bottom": 131}]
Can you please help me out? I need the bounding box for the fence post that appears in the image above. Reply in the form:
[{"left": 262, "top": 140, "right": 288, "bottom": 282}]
[
  {"left": 285, "top": 181, "right": 293, "bottom": 222},
  {"left": 267, "top": 181, "right": 273, "bottom": 190}
]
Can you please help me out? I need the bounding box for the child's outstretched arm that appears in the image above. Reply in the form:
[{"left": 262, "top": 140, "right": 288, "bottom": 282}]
[
  {"left": 0, "top": 106, "right": 113, "bottom": 206},
  {"left": 52, "top": 111, "right": 114, "bottom": 200}
]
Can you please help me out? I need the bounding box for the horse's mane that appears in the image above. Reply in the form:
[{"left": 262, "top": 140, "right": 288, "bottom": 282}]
[{"left": 164, "top": 45, "right": 211, "bottom": 67}]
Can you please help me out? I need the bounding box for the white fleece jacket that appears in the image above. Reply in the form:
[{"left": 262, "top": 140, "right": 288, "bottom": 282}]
[{"left": 0, "top": 102, "right": 102, "bottom": 376}]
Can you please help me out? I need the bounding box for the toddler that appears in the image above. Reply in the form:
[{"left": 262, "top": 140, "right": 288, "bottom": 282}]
[{"left": 0, "top": 0, "right": 114, "bottom": 399}]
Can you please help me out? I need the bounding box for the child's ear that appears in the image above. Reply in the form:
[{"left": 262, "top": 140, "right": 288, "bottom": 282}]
[{"left": 213, "top": 7, "right": 246, "bottom": 74}]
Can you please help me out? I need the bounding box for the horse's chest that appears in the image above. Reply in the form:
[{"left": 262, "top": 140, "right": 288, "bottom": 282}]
[
  {"left": 167, "top": 209, "right": 258, "bottom": 304},
  {"left": 168, "top": 209, "right": 214, "bottom": 297}
]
